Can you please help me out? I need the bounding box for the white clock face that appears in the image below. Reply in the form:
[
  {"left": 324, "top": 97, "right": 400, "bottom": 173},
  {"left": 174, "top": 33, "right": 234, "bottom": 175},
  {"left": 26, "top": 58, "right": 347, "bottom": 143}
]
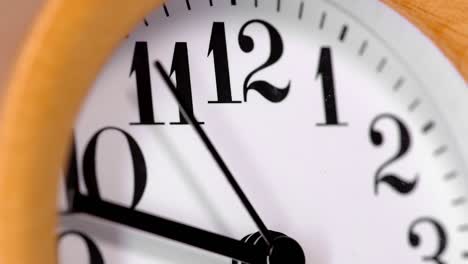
[{"left": 59, "top": 0, "right": 468, "bottom": 263}]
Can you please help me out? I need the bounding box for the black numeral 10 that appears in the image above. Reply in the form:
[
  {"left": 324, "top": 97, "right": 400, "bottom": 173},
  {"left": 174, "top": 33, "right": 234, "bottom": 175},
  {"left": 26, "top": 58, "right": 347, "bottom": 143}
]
[{"left": 62, "top": 128, "right": 149, "bottom": 264}]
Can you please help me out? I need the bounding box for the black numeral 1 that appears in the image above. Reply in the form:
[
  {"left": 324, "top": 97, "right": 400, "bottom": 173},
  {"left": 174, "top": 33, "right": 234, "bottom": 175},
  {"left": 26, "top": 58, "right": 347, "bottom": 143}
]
[
  {"left": 208, "top": 22, "right": 240, "bottom": 104},
  {"left": 130, "top": 42, "right": 164, "bottom": 125},
  {"left": 316, "top": 47, "right": 347, "bottom": 126},
  {"left": 169, "top": 42, "right": 204, "bottom": 125}
]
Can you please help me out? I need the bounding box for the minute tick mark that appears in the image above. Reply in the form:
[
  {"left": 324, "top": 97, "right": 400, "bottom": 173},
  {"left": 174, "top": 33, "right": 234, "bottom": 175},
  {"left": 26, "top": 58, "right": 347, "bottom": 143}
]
[
  {"left": 458, "top": 224, "right": 468, "bottom": 232},
  {"left": 434, "top": 145, "right": 448, "bottom": 157},
  {"left": 163, "top": 4, "right": 170, "bottom": 17},
  {"left": 319, "top": 12, "right": 327, "bottom": 29},
  {"left": 408, "top": 98, "right": 421, "bottom": 112},
  {"left": 444, "top": 170, "right": 458, "bottom": 181},
  {"left": 393, "top": 77, "right": 405, "bottom": 91},
  {"left": 298, "top": 2, "right": 304, "bottom": 20},
  {"left": 452, "top": 196, "right": 467, "bottom": 206},
  {"left": 422, "top": 121, "right": 435, "bottom": 134},
  {"left": 339, "top": 25, "right": 348, "bottom": 42},
  {"left": 358, "top": 40, "right": 368, "bottom": 56},
  {"left": 377, "top": 58, "right": 387, "bottom": 72}
]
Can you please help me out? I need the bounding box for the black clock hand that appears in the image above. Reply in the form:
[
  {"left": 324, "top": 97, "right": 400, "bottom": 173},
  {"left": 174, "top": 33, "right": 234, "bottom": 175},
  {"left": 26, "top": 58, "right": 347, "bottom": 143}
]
[
  {"left": 155, "top": 61, "right": 273, "bottom": 247},
  {"left": 72, "top": 193, "right": 265, "bottom": 264}
]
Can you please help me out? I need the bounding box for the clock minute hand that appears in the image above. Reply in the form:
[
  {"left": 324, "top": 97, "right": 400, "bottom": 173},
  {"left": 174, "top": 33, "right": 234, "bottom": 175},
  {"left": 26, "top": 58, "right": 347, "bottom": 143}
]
[
  {"left": 72, "top": 194, "right": 265, "bottom": 264},
  {"left": 155, "top": 61, "right": 273, "bottom": 248}
]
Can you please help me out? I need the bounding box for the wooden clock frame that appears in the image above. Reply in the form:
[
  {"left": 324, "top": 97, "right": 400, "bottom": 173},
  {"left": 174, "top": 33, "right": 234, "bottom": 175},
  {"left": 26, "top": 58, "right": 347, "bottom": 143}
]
[{"left": 0, "top": 0, "right": 465, "bottom": 263}]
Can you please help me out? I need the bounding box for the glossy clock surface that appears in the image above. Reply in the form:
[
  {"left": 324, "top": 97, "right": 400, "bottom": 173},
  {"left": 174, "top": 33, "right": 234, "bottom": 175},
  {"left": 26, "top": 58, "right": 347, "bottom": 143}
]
[{"left": 59, "top": 0, "right": 468, "bottom": 263}]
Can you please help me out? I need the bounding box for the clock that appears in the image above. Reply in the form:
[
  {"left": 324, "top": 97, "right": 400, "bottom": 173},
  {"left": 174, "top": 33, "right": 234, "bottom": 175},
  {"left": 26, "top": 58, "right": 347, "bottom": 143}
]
[{"left": 0, "top": 0, "right": 467, "bottom": 263}]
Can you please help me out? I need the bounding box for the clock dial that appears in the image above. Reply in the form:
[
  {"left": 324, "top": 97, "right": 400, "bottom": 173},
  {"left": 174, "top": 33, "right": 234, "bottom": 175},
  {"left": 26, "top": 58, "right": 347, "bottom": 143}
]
[{"left": 59, "top": 0, "right": 468, "bottom": 263}]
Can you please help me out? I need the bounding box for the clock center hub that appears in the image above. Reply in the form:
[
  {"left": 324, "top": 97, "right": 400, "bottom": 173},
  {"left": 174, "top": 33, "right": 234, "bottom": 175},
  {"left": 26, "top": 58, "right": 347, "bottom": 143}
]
[
  {"left": 268, "top": 235, "right": 305, "bottom": 264},
  {"left": 233, "top": 231, "right": 305, "bottom": 264}
]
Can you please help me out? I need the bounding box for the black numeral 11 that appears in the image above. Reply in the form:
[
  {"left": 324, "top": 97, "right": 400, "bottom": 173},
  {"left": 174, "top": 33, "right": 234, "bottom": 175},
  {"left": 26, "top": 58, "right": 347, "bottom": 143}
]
[
  {"left": 316, "top": 47, "right": 347, "bottom": 126},
  {"left": 170, "top": 42, "right": 204, "bottom": 125},
  {"left": 130, "top": 41, "right": 202, "bottom": 125},
  {"left": 130, "top": 42, "right": 164, "bottom": 125}
]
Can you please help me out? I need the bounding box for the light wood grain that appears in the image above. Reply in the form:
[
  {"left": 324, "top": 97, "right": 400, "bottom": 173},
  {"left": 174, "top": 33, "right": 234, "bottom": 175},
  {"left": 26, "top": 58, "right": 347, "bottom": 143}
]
[
  {"left": 383, "top": 0, "right": 468, "bottom": 81},
  {"left": 0, "top": 1, "right": 163, "bottom": 263},
  {"left": 0, "top": 1, "right": 465, "bottom": 264},
  {"left": 0, "top": 0, "right": 46, "bottom": 100}
]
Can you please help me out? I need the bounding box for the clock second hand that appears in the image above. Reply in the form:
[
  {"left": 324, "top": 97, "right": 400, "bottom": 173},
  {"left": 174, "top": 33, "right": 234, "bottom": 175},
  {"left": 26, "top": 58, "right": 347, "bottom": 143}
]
[{"left": 155, "top": 61, "right": 274, "bottom": 248}]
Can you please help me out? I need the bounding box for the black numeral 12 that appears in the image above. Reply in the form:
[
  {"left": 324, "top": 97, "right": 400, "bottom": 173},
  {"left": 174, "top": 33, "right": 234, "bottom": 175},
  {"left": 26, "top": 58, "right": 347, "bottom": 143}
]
[
  {"left": 208, "top": 22, "right": 241, "bottom": 104},
  {"left": 316, "top": 47, "right": 347, "bottom": 126}
]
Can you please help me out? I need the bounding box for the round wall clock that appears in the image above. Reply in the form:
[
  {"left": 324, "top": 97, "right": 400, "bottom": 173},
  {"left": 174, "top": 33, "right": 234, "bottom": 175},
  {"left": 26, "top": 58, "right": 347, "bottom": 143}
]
[{"left": 0, "top": 0, "right": 467, "bottom": 263}]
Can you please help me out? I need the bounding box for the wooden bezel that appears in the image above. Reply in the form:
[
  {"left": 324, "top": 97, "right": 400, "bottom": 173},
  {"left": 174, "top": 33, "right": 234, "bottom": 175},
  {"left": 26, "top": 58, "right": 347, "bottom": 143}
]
[{"left": 0, "top": 1, "right": 163, "bottom": 263}]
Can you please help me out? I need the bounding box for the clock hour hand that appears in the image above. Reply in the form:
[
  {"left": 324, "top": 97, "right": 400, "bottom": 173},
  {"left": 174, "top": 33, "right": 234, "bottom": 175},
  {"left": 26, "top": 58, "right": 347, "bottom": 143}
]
[
  {"left": 72, "top": 194, "right": 265, "bottom": 264},
  {"left": 155, "top": 61, "right": 273, "bottom": 247}
]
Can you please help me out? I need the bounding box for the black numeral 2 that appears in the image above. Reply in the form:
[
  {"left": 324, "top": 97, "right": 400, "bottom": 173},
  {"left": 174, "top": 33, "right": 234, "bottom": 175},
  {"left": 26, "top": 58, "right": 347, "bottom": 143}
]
[{"left": 369, "top": 113, "right": 418, "bottom": 195}]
